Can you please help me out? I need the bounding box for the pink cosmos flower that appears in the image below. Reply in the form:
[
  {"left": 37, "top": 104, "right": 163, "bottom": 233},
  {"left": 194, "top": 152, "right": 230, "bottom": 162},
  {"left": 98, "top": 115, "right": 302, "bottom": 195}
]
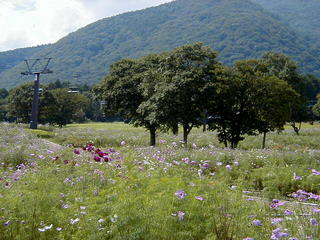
[{"left": 73, "top": 149, "right": 80, "bottom": 155}]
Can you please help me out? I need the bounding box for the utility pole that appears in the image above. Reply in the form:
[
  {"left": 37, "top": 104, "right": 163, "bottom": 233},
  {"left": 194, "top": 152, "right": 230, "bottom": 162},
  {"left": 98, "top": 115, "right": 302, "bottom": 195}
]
[{"left": 21, "top": 58, "right": 53, "bottom": 129}]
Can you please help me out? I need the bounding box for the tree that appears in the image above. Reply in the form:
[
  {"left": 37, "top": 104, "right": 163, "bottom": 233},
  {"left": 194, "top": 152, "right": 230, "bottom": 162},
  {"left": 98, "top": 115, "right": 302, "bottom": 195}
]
[
  {"left": 48, "top": 89, "right": 90, "bottom": 127},
  {"left": 235, "top": 59, "right": 298, "bottom": 148},
  {"left": 152, "top": 43, "right": 219, "bottom": 145},
  {"left": 8, "top": 83, "right": 89, "bottom": 126},
  {"left": 208, "top": 61, "right": 297, "bottom": 149},
  {"left": 8, "top": 82, "right": 35, "bottom": 123},
  {"left": 312, "top": 94, "right": 320, "bottom": 118},
  {"left": 261, "top": 52, "right": 307, "bottom": 134},
  {"left": 94, "top": 55, "right": 164, "bottom": 146}
]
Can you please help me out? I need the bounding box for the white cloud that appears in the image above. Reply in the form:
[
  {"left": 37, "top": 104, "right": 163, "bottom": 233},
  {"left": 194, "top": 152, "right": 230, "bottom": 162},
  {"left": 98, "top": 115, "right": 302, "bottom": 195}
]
[{"left": 0, "top": 0, "right": 173, "bottom": 52}]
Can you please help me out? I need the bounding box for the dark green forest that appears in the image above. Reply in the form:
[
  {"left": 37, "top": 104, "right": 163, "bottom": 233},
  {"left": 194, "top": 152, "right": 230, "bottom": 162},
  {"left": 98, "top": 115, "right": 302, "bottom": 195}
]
[
  {"left": 0, "top": 0, "right": 320, "bottom": 89},
  {"left": 254, "top": 0, "right": 320, "bottom": 41}
]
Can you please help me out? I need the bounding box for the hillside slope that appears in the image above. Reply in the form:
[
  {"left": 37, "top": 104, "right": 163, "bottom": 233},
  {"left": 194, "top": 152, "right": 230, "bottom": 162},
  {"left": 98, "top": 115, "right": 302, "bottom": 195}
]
[
  {"left": 0, "top": 0, "right": 319, "bottom": 89},
  {"left": 0, "top": 45, "right": 48, "bottom": 75},
  {"left": 254, "top": 0, "right": 320, "bottom": 41}
]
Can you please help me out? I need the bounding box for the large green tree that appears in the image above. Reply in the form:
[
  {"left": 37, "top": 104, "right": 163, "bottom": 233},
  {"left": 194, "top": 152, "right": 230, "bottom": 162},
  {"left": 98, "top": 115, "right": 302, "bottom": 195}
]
[
  {"left": 8, "top": 82, "right": 36, "bottom": 123},
  {"left": 152, "top": 43, "right": 219, "bottom": 144},
  {"left": 208, "top": 61, "right": 297, "bottom": 148},
  {"left": 94, "top": 55, "right": 164, "bottom": 146},
  {"left": 261, "top": 52, "right": 307, "bottom": 134},
  {"left": 47, "top": 89, "right": 90, "bottom": 127}
]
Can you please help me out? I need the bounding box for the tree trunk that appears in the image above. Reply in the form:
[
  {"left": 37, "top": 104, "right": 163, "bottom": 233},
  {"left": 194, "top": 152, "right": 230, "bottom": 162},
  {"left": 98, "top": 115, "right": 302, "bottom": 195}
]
[
  {"left": 202, "top": 110, "right": 207, "bottom": 132},
  {"left": 172, "top": 124, "right": 179, "bottom": 135},
  {"left": 149, "top": 126, "right": 156, "bottom": 146},
  {"left": 203, "top": 122, "right": 207, "bottom": 132},
  {"left": 183, "top": 125, "right": 188, "bottom": 145},
  {"left": 291, "top": 122, "right": 301, "bottom": 135},
  {"left": 262, "top": 132, "right": 267, "bottom": 149}
]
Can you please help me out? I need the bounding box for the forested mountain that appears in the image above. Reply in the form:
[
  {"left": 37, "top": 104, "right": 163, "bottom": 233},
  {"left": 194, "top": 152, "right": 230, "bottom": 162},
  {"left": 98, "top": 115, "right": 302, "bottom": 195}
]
[
  {"left": 254, "top": 0, "right": 320, "bottom": 41},
  {"left": 0, "top": 45, "right": 48, "bottom": 75},
  {"left": 1, "top": 0, "right": 320, "bottom": 89}
]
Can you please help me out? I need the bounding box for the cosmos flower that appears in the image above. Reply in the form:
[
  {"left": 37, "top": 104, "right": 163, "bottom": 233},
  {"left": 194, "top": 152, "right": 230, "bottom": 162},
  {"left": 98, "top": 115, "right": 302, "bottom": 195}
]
[
  {"left": 202, "top": 163, "right": 210, "bottom": 169},
  {"left": 284, "top": 210, "right": 294, "bottom": 215},
  {"left": 175, "top": 190, "right": 187, "bottom": 199},
  {"left": 252, "top": 220, "right": 262, "bottom": 226},
  {"left": 4, "top": 220, "right": 10, "bottom": 226},
  {"left": 38, "top": 224, "right": 53, "bottom": 232},
  {"left": 70, "top": 218, "right": 80, "bottom": 224},
  {"left": 73, "top": 149, "right": 80, "bottom": 155},
  {"left": 195, "top": 196, "right": 204, "bottom": 201},
  {"left": 271, "top": 218, "right": 284, "bottom": 225},
  {"left": 310, "top": 218, "right": 318, "bottom": 226},
  {"left": 177, "top": 211, "right": 185, "bottom": 221}
]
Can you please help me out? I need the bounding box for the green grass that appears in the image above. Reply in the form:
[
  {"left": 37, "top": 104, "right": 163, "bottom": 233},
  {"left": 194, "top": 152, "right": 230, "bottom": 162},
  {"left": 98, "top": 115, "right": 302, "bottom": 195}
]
[{"left": 0, "top": 122, "right": 319, "bottom": 239}]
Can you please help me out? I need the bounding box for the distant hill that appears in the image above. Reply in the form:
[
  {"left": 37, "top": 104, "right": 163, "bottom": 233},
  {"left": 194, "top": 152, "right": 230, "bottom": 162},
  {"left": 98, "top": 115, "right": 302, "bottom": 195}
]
[
  {"left": 1, "top": 0, "right": 320, "bottom": 89},
  {"left": 254, "top": 0, "right": 320, "bottom": 41},
  {"left": 0, "top": 45, "right": 48, "bottom": 75}
]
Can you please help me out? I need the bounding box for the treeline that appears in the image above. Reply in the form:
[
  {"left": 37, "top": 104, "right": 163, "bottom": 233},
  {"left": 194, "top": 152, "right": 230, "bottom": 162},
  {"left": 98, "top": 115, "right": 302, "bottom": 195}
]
[
  {"left": 94, "top": 43, "right": 320, "bottom": 148},
  {"left": 1, "top": 43, "right": 320, "bottom": 148},
  {"left": 0, "top": 80, "right": 108, "bottom": 127}
]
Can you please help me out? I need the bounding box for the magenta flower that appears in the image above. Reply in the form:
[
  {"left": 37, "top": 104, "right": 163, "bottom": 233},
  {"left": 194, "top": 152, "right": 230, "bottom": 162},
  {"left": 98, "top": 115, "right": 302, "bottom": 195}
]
[
  {"left": 202, "top": 163, "right": 210, "bottom": 169},
  {"left": 73, "top": 149, "right": 80, "bottom": 155},
  {"left": 120, "top": 141, "right": 126, "bottom": 146},
  {"left": 94, "top": 156, "right": 101, "bottom": 162},
  {"left": 175, "top": 190, "right": 187, "bottom": 199}
]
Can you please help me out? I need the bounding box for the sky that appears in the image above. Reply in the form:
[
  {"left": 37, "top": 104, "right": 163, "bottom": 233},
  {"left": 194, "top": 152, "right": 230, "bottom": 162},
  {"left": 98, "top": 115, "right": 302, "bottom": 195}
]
[{"left": 0, "top": 0, "right": 173, "bottom": 52}]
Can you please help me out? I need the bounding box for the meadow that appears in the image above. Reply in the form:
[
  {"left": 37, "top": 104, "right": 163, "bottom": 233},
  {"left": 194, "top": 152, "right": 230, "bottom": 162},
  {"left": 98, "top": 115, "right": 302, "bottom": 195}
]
[{"left": 0, "top": 122, "right": 319, "bottom": 240}]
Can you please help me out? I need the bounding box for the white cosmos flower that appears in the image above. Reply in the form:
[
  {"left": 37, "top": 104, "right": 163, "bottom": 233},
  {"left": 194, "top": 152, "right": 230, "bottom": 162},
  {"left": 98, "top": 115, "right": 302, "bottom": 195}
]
[{"left": 70, "top": 218, "right": 80, "bottom": 224}]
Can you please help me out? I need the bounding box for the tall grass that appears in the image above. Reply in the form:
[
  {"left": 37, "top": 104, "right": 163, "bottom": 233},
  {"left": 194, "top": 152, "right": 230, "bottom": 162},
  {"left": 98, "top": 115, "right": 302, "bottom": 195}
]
[{"left": 0, "top": 122, "right": 319, "bottom": 239}]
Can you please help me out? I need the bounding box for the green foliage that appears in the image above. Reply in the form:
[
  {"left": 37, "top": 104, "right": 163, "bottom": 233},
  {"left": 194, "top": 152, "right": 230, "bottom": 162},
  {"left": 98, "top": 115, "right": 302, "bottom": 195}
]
[
  {"left": 0, "top": 0, "right": 320, "bottom": 89},
  {"left": 149, "top": 43, "right": 219, "bottom": 144},
  {"left": 312, "top": 95, "right": 320, "bottom": 117},
  {"left": 7, "top": 83, "right": 90, "bottom": 126},
  {"left": 208, "top": 61, "right": 297, "bottom": 148},
  {"left": 48, "top": 89, "right": 90, "bottom": 127}
]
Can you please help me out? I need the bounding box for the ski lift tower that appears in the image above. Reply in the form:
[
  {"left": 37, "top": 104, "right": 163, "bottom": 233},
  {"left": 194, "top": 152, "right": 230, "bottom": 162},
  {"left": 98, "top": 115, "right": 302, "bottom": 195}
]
[{"left": 21, "top": 58, "right": 53, "bottom": 129}]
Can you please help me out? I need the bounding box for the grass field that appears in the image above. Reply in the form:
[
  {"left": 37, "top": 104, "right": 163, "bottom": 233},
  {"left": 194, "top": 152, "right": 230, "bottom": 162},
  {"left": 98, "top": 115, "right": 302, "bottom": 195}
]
[{"left": 0, "top": 122, "right": 319, "bottom": 239}]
